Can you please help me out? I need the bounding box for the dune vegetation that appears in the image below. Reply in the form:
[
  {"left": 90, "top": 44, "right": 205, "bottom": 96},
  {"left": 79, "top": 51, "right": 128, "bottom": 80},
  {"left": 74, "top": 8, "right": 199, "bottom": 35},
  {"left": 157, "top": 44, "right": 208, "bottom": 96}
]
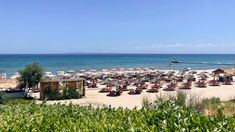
[{"left": 0, "top": 96, "right": 235, "bottom": 131}]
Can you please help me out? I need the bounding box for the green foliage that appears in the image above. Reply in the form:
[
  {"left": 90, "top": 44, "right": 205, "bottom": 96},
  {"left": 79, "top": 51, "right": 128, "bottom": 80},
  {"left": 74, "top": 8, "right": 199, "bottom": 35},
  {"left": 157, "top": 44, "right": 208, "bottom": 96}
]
[
  {"left": 43, "top": 86, "right": 83, "bottom": 100},
  {"left": 44, "top": 85, "right": 62, "bottom": 100},
  {"left": 0, "top": 92, "right": 8, "bottom": 104},
  {"left": 142, "top": 97, "right": 150, "bottom": 107},
  {"left": 6, "top": 99, "right": 33, "bottom": 105},
  {"left": 0, "top": 101, "right": 235, "bottom": 131},
  {"left": 174, "top": 90, "right": 187, "bottom": 107},
  {"left": 62, "top": 87, "right": 82, "bottom": 99},
  {"left": 18, "top": 63, "right": 44, "bottom": 89},
  {"left": 201, "top": 97, "right": 221, "bottom": 109}
]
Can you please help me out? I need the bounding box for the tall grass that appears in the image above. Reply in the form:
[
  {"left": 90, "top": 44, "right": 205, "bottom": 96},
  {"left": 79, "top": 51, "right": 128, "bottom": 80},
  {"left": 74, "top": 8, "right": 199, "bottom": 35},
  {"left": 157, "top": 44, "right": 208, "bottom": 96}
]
[
  {"left": 142, "top": 96, "right": 150, "bottom": 107},
  {"left": 155, "top": 90, "right": 187, "bottom": 107},
  {"left": 154, "top": 90, "right": 231, "bottom": 115}
]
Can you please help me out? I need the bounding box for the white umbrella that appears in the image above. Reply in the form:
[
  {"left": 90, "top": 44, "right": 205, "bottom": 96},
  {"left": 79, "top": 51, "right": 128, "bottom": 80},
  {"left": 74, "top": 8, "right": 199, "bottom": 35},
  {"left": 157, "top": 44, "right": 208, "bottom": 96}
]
[
  {"left": 120, "top": 68, "right": 125, "bottom": 70},
  {"left": 80, "top": 70, "right": 86, "bottom": 72},
  {"left": 90, "top": 69, "right": 97, "bottom": 72},
  {"left": 144, "top": 68, "right": 149, "bottom": 70},
  {"left": 64, "top": 73, "right": 72, "bottom": 77},
  {"left": 67, "top": 70, "right": 75, "bottom": 73},
  {"left": 102, "top": 69, "right": 108, "bottom": 72},
  {"left": 76, "top": 73, "right": 85, "bottom": 77},
  {"left": 57, "top": 71, "right": 65, "bottom": 75}
]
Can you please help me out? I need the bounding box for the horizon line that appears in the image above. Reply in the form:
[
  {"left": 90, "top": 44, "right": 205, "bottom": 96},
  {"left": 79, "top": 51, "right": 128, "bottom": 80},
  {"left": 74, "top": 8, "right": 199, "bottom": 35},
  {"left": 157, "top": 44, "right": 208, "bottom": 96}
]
[{"left": 0, "top": 52, "right": 235, "bottom": 55}]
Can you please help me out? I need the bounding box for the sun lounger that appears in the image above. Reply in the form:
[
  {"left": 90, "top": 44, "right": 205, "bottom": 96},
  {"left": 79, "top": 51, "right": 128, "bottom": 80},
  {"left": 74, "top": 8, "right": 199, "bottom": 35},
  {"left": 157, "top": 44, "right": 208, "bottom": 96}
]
[
  {"left": 164, "top": 82, "right": 178, "bottom": 91},
  {"left": 223, "top": 80, "right": 232, "bottom": 85},
  {"left": 107, "top": 88, "right": 122, "bottom": 96},
  {"left": 99, "top": 85, "right": 112, "bottom": 93},
  {"left": 196, "top": 80, "right": 207, "bottom": 88},
  {"left": 128, "top": 88, "right": 141, "bottom": 95},
  {"left": 209, "top": 80, "right": 220, "bottom": 86},
  {"left": 180, "top": 81, "right": 192, "bottom": 89}
]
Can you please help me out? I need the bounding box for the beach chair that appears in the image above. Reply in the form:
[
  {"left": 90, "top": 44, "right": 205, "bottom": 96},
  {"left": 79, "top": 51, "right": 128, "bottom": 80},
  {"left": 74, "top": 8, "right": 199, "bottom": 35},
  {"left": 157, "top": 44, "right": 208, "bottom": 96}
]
[
  {"left": 99, "top": 84, "right": 112, "bottom": 93},
  {"left": 147, "top": 88, "right": 159, "bottom": 93},
  {"left": 122, "top": 84, "right": 129, "bottom": 91},
  {"left": 141, "top": 84, "right": 148, "bottom": 90},
  {"left": 164, "top": 82, "right": 178, "bottom": 91},
  {"left": 108, "top": 88, "right": 122, "bottom": 97},
  {"left": 128, "top": 87, "right": 141, "bottom": 95},
  {"left": 209, "top": 80, "right": 220, "bottom": 86},
  {"left": 135, "top": 88, "right": 142, "bottom": 94},
  {"left": 196, "top": 80, "right": 207, "bottom": 88},
  {"left": 223, "top": 80, "right": 232, "bottom": 85},
  {"left": 128, "top": 89, "right": 135, "bottom": 95},
  {"left": 180, "top": 81, "right": 192, "bottom": 89},
  {"left": 147, "top": 83, "right": 161, "bottom": 93}
]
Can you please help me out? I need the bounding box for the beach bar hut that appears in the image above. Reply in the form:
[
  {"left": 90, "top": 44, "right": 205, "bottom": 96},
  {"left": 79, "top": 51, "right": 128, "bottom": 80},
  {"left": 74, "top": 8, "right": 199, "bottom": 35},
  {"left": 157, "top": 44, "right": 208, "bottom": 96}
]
[
  {"left": 40, "top": 79, "right": 60, "bottom": 99},
  {"left": 213, "top": 69, "right": 225, "bottom": 75},
  {"left": 40, "top": 78, "right": 85, "bottom": 99},
  {"left": 65, "top": 78, "right": 86, "bottom": 96}
]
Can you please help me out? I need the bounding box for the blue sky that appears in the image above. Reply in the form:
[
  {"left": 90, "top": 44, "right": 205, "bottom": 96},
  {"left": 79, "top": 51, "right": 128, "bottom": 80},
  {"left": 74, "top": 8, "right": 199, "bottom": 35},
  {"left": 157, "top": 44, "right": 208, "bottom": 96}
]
[{"left": 0, "top": 0, "right": 235, "bottom": 54}]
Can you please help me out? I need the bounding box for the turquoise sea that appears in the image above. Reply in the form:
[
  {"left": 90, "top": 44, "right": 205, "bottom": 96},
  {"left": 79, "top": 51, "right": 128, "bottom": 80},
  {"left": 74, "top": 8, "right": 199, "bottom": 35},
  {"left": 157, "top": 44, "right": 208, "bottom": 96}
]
[{"left": 0, "top": 54, "right": 235, "bottom": 77}]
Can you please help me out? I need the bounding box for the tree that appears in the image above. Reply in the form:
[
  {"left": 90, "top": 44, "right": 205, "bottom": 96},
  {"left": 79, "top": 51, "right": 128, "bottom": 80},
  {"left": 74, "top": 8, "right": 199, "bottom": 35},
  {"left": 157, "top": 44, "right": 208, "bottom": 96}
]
[{"left": 18, "top": 63, "right": 44, "bottom": 89}]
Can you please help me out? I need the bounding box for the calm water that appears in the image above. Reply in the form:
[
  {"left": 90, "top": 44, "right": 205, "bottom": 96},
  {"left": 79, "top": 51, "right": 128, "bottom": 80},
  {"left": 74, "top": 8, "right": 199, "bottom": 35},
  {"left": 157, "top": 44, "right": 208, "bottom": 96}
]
[{"left": 0, "top": 54, "right": 235, "bottom": 77}]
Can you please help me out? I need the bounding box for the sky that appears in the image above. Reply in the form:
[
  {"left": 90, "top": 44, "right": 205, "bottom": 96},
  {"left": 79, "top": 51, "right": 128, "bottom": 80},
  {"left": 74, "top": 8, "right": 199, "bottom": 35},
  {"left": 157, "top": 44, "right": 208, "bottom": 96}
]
[{"left": 0, "top": 0, "right": 235, "bottom": 54}]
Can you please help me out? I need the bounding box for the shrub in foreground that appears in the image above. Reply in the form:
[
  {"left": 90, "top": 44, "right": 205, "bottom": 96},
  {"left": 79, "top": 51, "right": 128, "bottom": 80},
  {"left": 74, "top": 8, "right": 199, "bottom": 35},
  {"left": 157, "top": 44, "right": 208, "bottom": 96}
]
[{"left": 0, "top": 101, "right": 235, "bottom": 131}]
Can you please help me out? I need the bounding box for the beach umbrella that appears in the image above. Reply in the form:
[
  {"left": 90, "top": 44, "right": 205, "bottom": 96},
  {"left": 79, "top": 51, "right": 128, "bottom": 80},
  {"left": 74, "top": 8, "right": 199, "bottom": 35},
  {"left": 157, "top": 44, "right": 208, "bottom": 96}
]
[
  {"left": 80, "top": 69, "right": 86, "bottom": 72},
  {"left": 90, "top": 69, "right": 97, "bottom": 72},
  {"left": 102, "top": 69, "right": 108, "bottom": 72},
  {"left": 120, "top": 68, "right": 125, "bottom": 70},
  {"left": 144, "top": 68, "right": 150, "bottom": 70},
  {"left": 212, "top": 69, "right": 224, "bottom": 75},
  {"left": 198, "top": 74, "right": 208, "bottom": 79},
  {"left": 57, "top": 71, "right": 65, "bottom": 76},
  {"left": 190, "top": 71, "right": 197, "bottom": 74},
  {"left": 64, "top": 73, "right": 72, "bottom": 78},
  {"left": 76, "top": 73, "right": 85, "bottom": 77},
  {"left": 67, "top": 70, "right": 75, "bottom": 73}
]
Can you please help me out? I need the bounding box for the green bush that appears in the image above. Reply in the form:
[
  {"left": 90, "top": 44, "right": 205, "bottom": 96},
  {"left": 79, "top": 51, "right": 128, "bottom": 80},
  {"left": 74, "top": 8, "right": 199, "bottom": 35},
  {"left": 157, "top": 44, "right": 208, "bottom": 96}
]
[
  {"left": 44, "top": 87, "right": 62, "bottom": 100},
  {"left": 5, "top": 99, "right": 32, "bottom": 105},
  {"left": 0, "top": 92, "right": 8, "bottom": 104},
  {"left": 0, "top": 101, "right": 235, "bottom": 131},
  {"left": 18, "top": 63, "right": 44, "bottom": 89},
  {"left": 44, "top": 86, "right": 83, "bottom": 100},
  {"left": 62, "top": 87, "right": 82, "bottom": 99}
]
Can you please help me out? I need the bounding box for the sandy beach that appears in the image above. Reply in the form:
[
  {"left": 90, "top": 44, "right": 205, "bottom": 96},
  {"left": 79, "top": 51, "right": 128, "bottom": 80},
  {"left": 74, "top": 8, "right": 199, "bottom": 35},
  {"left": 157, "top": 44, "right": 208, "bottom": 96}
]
[
  {"left": 32, "top": 69, "right": 235, "bottom": 109},
  {"left": 0, "top": 79, "right": 18, "bottom": 90},
  {"left": 1, "top": 69, "right": 234, "bottom": 109}
]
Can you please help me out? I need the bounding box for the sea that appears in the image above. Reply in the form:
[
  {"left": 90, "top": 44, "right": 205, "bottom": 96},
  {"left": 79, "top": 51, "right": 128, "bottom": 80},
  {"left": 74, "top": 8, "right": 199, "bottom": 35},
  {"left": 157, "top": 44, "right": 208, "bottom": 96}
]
[{"left": 0, "top": 54, "right": 235, "bottom": 77}]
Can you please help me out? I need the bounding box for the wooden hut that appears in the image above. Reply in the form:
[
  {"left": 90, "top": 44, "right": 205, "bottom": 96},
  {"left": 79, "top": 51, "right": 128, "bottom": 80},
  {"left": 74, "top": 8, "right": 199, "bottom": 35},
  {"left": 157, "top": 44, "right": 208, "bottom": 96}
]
[
  {"left": 40, "top": 78, "right": 85, "bottom": 99},
  {"left": 40, "top": 79, "right": 60, "bottom": 99},
  {"left": 65, "top": 78, "right": 86, "bottom": 96},
  {"left": 213, "top": 69, "right": 225, "bottom": 74}
]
